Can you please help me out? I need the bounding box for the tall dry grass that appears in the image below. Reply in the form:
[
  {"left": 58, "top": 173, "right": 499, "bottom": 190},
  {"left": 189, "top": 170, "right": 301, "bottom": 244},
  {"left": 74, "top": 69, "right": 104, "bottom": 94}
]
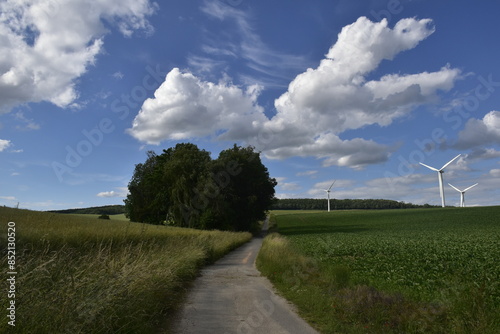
[{"left": 0, "top": 207, "right": 251, "bottom": 333}]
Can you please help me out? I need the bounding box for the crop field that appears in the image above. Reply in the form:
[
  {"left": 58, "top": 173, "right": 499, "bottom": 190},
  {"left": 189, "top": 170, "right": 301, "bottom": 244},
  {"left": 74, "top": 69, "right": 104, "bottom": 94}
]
[
  {"left": 0, "top": 207, "right": 251, "bottom": 333},
  {"left": 257, "top": 207, "right": 500, "bottom": 333}
]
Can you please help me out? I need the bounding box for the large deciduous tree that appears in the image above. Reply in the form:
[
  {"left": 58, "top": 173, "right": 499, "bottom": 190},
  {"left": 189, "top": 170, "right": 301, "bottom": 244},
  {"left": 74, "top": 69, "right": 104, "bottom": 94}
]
[
  {"left": 210, "top": 145, "right": 277, "bottom": 232},
  {"left": 163, "top": 143, "right": 212, "bottom": 228},
  {"left": 124, "top": 143, "right": 276, "bottom": 232},
  {"left": 124, "top": 151, "right": 168, "bottom": 224}
]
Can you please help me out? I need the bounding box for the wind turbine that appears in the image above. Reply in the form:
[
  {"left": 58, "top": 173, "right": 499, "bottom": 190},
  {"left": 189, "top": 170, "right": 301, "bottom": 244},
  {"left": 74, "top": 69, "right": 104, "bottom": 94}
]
[
  {"left": 323, "top": 181, "right": 336, "bottom": 212},
  {"left": 448, "top": 183, "right": 478, "bottom": 207},
  {"left": 419, "top": 154, "right": 461, "bottom": 208}
]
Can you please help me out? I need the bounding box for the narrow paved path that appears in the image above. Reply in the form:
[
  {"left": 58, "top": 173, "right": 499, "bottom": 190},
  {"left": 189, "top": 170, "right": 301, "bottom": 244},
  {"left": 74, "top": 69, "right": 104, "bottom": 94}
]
[{"left": 172, "top": 219, "right": 318, "bottom": 334}]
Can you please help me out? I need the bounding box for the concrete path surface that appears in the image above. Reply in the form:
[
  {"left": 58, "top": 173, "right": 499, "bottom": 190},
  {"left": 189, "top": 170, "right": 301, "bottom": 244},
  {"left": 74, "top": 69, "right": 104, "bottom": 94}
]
[{"left": 172, "top": 222, "right": 319, "bottom": 334}]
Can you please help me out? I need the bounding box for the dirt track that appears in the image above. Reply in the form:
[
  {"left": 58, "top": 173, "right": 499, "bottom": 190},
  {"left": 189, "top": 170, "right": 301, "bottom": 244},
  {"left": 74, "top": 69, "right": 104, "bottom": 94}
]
[{"left": 172, "top": 219, "right": 318, "bottom": 334}]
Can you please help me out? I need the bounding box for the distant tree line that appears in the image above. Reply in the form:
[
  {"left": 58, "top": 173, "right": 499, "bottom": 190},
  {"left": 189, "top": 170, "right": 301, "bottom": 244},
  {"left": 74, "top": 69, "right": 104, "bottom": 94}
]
[
  {"left": 271, "top": 198, "right": 437, "bottom": 210},
  {"left": 124, "top": 143, "right": 277, "bottom": 232},
  {"left": 49, "top": 205, "right": 125, "bottom": 215}
]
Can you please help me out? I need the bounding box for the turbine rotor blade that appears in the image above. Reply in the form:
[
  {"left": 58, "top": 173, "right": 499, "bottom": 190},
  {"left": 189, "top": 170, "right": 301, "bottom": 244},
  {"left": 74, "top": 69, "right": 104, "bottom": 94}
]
[
  {"left": 464, "top": 183, "right": 478, "bottom": 192},
  {"left": 327, "top": 180, "right": 336, "bottom": 191},
  {"left": 440, "top": 154, "right": 461, "bottom": 170},
  {"left": 419, "top": 162, "right": 440, "bottom": 172},
  {"left": 448, "top": 183, "right": 461, "bottom": 192}
]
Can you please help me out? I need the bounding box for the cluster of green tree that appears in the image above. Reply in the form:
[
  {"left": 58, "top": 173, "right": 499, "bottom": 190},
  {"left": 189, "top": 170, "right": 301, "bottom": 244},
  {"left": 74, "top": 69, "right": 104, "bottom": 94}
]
[
  {"left": 271, "top": 198, "right": 437, "bottom": 210},
  {"left": 49, "top": 205, "right": 125, "bottom": 215},
  {"left": 124, "top": 143, "right": 277, "bottom": 232}
]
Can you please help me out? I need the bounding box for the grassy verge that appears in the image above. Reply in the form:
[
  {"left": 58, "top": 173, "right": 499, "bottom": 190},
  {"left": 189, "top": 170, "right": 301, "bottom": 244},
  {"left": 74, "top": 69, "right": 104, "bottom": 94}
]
[
  {"left": 256, "top": 208, "right": 500, "bottom": 333},
  {"left": 0, "top": 207, "right": 251, "bottom": 333}
]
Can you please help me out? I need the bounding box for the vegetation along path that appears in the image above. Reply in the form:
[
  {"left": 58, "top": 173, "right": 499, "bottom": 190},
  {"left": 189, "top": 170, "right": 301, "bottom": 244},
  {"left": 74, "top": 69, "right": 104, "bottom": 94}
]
[{"left": 172, "top": 219, "right": 318, "bottom": 334}]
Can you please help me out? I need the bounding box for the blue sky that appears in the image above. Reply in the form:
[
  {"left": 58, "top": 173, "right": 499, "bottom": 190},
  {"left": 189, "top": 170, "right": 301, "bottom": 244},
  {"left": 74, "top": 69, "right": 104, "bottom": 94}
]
[{"left": 1, "top": 0, "right": 500, "bottom": 210}]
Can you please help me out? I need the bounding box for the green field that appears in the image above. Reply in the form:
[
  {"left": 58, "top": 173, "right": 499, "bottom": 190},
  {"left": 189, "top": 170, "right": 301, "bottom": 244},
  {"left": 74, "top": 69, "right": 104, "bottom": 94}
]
[
  {"left": 257, "top": 207, "right": 500, "bottom": 334},
  {"left": 0, "top": 207, "right": 251, "bottom": 333}
]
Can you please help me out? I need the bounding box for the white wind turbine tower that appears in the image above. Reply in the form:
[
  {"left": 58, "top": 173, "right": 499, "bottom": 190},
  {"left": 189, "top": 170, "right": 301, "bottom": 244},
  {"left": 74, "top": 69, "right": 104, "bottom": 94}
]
[
  {"left": 419, "top": 154, "right": 461, "bottom": 208},
  {"left": 448, "top": 183, "right": 478, "bottom": 207},
  {"left": 323, "top": 181, "right": 336, "bottom": 212}
]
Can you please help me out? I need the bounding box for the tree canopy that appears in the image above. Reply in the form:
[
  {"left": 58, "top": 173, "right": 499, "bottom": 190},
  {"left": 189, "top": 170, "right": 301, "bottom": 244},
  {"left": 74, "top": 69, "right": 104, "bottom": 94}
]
[{"left": 124, "top": 143, "right": 277, "bottom": 232}]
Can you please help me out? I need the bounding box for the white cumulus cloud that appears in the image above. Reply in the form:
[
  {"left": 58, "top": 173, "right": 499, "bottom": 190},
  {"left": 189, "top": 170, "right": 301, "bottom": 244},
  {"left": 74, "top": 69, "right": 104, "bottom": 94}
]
[
  {"left": 260, "top": 17, "right": 459, "bottom": 165},
  {"left": 0, "top": 196, "right": 16, "bottom": 201},
  {"left": 96, "top": 187, "right": 129, "bottom": 198},
  {"left": 128, "top": 17, "right": 460, "bottom": 169},
  {"left": 0, "top": 139, "right": 12, "bottom": 152},
  {"left": 490, "top": 169, "right": 500, "bottom": 178},
  {"left": 455, "top": 111, "right": 500, "bottom": 149},
  {"left": 0, "top": 0, "right": 156, "bottom": 112},
  {"left": 279, "top": 182, "right": 301, "bottom": 191},
  {"left": 127, "top": 68, "right": 266, "bottom": 144},
  {"left": 296, "top": 170, "right": 318, "bottom": 177}
]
